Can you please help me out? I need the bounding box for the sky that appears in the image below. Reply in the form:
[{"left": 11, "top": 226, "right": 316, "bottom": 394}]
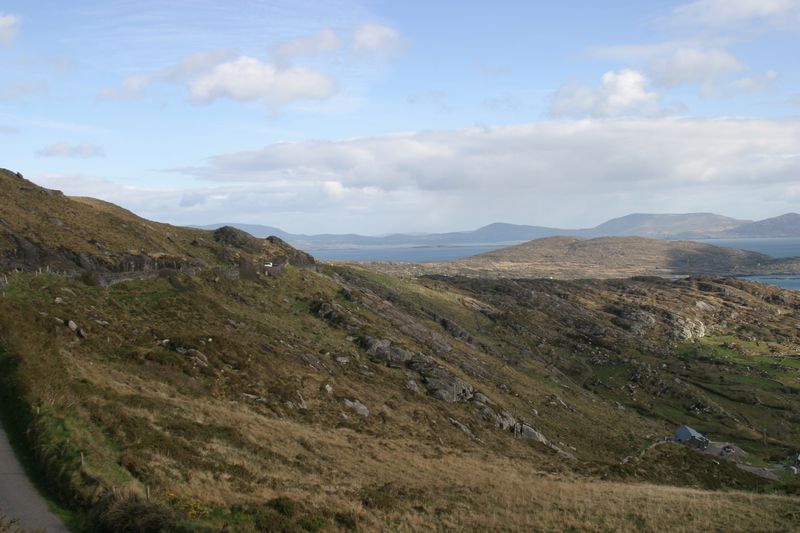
[{"left": 1, "top": 0, "right": 799, "bottom": 234}]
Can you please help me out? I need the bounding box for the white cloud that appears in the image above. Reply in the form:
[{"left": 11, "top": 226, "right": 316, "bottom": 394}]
[
  {"left": 0, "top": 13, "right": 20, "bottom": 46},
  {"left": 274, "top": 28, "right": 340, "bottom": 61},
  {"left": 671, "top": 0, "right": 800, "bottom": 29},
  {"left": 98, "top": 47, "right": 336, "bottom": 108},
  {"left": 183, "top": 119, "right": 800, "bottom": 194},
  {"left": 649, "top": 48, "right": 743, "bottom": 91},
  {"left": 550, "top": 70, "right": 661, "bottom": 117},
  {"left": 353, "top": 23, "right": 404, "bottom": 55},
  {"left": 728, "top": 69, "right": 779, "bottom": 92},
  {"left": 98, "top": 51, "right": 237, "bottom": 101},
  {"left": 36, "top": 143, "right": 105, "bottom": 158},
  {"left": 31, "top": 119, "right": 800, "bottom": 233},
  {"left": 592, "top": 39, "right": 764, "bottom": 96},
  {"left": 0, "top": 125, "right": 18, "bottom": 134},
  {"left": 188, "top": 56, "right": 337, "bottom": 106}
]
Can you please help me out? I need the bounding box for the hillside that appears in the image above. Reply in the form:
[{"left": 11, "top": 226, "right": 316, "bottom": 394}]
[
  {"left": 722, "top": 213, "right": 800, "bottom": 238},
  {"left": 372, "top": 236, "right": 795, "bottom": 279},
  {"left": 0, "top": 169, "right": 313, "bottom": 278},
  {"left": 0, "top": 170, "right": 799, "bottom": 531},
  {"left": 455, "top": 236, "right": 777, "bottom": 278},
  {"left": 585, "top": 213, "right": 748, "bottom": 238}
]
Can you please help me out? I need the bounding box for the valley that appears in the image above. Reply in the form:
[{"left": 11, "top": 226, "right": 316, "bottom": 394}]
[{"left": 0, "top": 169, "right": 799, "bottom": 531}]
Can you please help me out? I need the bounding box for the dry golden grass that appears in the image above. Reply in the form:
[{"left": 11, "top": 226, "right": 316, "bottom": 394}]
[
  {"left": 1, "top": 265, "right": 799, "bottom": 530},
  {"left": 46, "top": 352, "right": 800, "bottom": 532}
]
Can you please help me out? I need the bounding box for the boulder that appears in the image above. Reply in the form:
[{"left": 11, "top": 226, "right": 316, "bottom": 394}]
[
  {"left": 516, "top": 423, "right": 550, "bottom": 444},
  {"left": 669, "top": 314, "right": 706, "bottom": 340},
  {"left": 344, "top": 399, "right": 370, "bottom": 417},
  {"left": 361, "top": 336, "right": 432, "bottom": 368},
  {"left": 410, "top": 364, "right": 474, "bottom": 403},
  {"left": 449, "top": 417, "right": 477, "bottom": 440},
  {"left": 475, "top": 404, "right": 516, "bottom": 431}
]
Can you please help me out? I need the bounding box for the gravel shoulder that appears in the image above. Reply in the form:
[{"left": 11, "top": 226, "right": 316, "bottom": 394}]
[{"left": 0, "top": 422, "right": 68, "bottom": 532}]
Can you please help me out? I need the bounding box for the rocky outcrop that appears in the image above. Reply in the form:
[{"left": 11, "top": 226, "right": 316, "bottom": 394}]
[
  {"left": 474, "top": 403, "right": 516, "bottom": 431},
  {"left": 668, "top": 314, "right": 706, "bottom": 340},
  {"left": 360, "top": 335, "right": 474, "bottom": 403},
  {"left": 265, "top": 236, "right": 316, "bottom": 267},
  {"left": 213, "top": 226, "right": 261, "bottom": 252},
  {"left": 344, "top": 399, "right": 370, "bottom": 417},
  {"left": 609, "top": 307, "right": 656, "bottom": 336},
  {"left": 409, "top": 363, "right": 474, "bottom": 403},
  {"left": 514, "top": 423, "right": 576, "bottom": 459}
]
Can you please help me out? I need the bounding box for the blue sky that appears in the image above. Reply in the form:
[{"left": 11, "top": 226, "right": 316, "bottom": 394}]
[{"left": 1, "top": 0, "right": 799, "bottom": 233}]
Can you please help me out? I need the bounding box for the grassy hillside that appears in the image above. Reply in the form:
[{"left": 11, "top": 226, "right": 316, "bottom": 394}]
[
  {"left": 0, "top": 168, "right": 311, "bottom": 276},
  {"left": 0, "top": 171, "right": 799, "bottom": 531},
  {"left": 366, "top": 235, "right": 798, "bottom": 279}
]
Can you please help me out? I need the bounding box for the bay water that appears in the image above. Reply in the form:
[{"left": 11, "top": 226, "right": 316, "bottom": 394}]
[{"left": 308, "top": 237, "right": 800, "bottom": 290}]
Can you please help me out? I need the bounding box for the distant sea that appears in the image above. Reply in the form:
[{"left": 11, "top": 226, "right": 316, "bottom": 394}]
[
  {"left": 694, "top": 237, "right": 800, "bottom": 259},
  {"left": 306, "top": 244, "right": 509, "bottom": 263},
  {"left": 694, "top": 238, "right": 800, "bottom": 291},
  {"left": 306, "top": 237, "right": 800, "bottom": 290}
]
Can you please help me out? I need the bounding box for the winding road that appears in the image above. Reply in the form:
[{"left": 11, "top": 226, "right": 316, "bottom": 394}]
[{"left": 0, "top": 423, "right": 68, "bottom": 532}]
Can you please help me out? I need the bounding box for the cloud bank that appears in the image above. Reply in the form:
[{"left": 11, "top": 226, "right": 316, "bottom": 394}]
[{"left": 34, "top": 118, "right": 800, "bottom": 233}]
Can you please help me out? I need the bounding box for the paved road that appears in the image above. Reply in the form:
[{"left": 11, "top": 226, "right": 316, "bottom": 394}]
[{"left": 0, "top": 423, "right": 68, "bottom": 532}]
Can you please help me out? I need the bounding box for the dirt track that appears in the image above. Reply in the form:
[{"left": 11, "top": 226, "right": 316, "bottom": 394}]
[{"left": 0, "top": 423, "right": 68, "bottom": 531}]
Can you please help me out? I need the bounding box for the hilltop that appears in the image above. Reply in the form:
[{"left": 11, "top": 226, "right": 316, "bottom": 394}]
[
  {"left": 366, "top": 235, "right": 798, "bottom": 279},
  {"left": 723, "top": 213, "right": 800, "bottom": 238},
  {"left": 0, "top": 169, "right": 798, "bottom": 531},
  {"left": 443, "top": 236, "right": 783, "bottom": 278},
  {"left": 584, "top": 213, "right": 747, "bottom": 238}
]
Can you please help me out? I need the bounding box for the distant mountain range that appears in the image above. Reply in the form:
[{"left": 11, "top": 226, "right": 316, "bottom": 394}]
[{"left": 194, "top": 212, "right": 800, "bottom": 249}]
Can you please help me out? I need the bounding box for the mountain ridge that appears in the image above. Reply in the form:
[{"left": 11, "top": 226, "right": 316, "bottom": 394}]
[{"left": 195, "top": 212, "right": 800, "bottom": 249}]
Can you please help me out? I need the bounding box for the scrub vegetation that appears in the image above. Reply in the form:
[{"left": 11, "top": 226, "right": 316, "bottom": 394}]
[{"left": 0, "top": 168, "right": 799, "bottom": 531}]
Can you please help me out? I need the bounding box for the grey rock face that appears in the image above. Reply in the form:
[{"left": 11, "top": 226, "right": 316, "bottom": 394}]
[
  {"left": 449, "top": 417, "right": 477, "bottom": 440},
  {"left": 628, "top": 310, "right": 656, "bottom": 336},
  {"left": 516, "top": 423, "right": 550, "bottom": 444},
  {"left": 360, "top": 336, "right": 475, "bottom": 403},
  {"left": 361, "top": 336, "right": 434, "bottom": 367},
  {"left": 411, "top": 364, "right": 474, "bottom": 403},
  {"left": 475, "top": 404, "right": 516, "bottom": 431},
  {"left": 669, "top": 314, "right": 706, "bottom": 340},
  {"left": 344, "top": 399, "right": 370, "bottom": 417}
]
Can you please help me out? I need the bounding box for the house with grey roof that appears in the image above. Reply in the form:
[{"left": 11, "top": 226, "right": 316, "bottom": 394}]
[{"left": 675, "top": 425, "right": 710, "bottom": 450}]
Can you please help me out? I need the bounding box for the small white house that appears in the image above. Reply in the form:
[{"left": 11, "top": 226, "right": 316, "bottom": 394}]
[{"left": 264, "top": 262, "right": 273, "bottom": 268}]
